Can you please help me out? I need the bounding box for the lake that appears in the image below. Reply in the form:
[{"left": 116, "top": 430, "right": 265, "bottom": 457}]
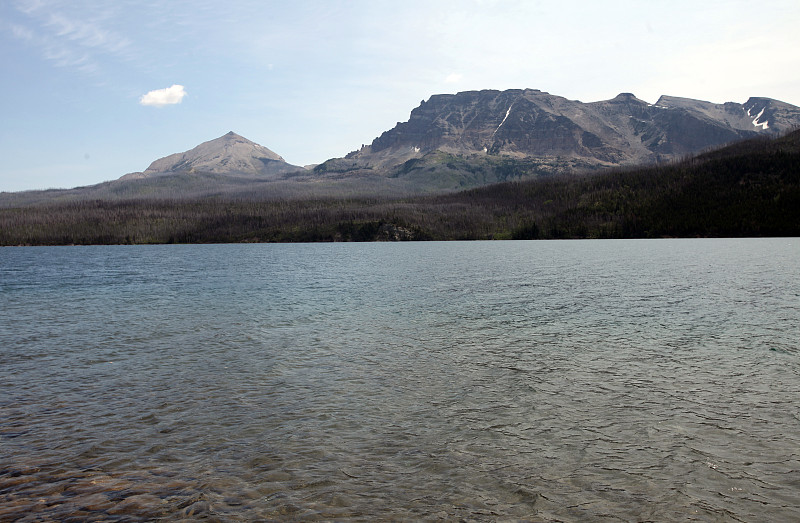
[{"left": 1, "top": 239, "right": 799, "bottom": 521}]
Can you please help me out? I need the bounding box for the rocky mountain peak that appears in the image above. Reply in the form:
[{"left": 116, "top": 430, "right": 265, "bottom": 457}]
[
  {"left": 347, "top": 89, "right": 800, "bottom": 170},
  {"left": 612, "top": 92, "right": 640, "bottom": 101},
  {"left": 133, "top": 132, "right": 302, "bottom": 179}
]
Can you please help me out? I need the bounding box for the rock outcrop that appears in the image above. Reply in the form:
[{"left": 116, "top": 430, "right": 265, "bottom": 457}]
[{"left": 346, "top": 89, "right": 800, "bottom": 169}]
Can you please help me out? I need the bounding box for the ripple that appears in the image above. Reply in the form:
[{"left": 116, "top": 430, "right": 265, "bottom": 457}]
[{"left": 1, "top": 240, "right": 799, "bottom": 520}]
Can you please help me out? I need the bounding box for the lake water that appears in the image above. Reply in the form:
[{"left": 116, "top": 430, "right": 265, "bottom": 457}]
[{"left": 1, "top": 239, "right": 799, "bottom": 521}]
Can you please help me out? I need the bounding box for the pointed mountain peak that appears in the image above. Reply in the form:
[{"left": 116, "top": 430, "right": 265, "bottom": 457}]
[
  {"left": 209, "top": 131, "right": 256, "bottom": 145},
  {"left": 219, "top": 131, "right": 249, "bottom": 142},
  {"left": 138, "top": 132, "right": 301, "bottom": 178}
]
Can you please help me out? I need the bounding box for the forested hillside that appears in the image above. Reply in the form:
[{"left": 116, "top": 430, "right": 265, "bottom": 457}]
[{"left": 2, "top": 130, "right": 798, "bottom": 245}]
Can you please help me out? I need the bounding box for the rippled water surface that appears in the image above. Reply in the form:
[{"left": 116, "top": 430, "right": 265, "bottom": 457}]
[{"left": 1, "top": 239, "right": 799, "bottom": 521}]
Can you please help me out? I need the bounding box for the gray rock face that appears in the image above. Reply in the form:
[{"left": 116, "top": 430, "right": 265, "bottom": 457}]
[
  {"left": 348, "top": 89, "right": 800, "bottom": 169},
  {"left": 134, "top": 131, "right": 302, "bottom": 179}
]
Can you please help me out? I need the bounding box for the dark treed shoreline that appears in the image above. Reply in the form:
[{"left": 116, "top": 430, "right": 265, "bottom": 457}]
[{"left": 2, "top": 130, "right": 799, "bottom": 246}]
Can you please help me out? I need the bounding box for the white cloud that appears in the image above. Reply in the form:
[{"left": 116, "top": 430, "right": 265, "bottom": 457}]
[
  {"left": 139, "top": 84, "right": 187, "bottom": 107},
  {"left": 445, "top": 73, "right": 463, "bottom": 83},
  {"left": 6, "top": 21, "right": 100, "bottom": 74},
  {"left": 9, "top": 1, "right": 135, "bottom": 75},
  {"left": 44, "top": 11, "right": 132, "bottom": 55}
]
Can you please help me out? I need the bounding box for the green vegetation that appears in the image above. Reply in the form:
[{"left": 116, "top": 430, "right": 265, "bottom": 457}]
[
  {"left": 1, "top": 131, "right": 798, "bottom": 245},
  {"left": 389, "top": 150, "right": 605, "bottom": 190}
]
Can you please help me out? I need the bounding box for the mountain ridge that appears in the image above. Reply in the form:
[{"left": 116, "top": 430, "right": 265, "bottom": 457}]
[
  {"left": 4, "top": 88, "right": 800, "bottom": 200},
  {"left": 343, "top": 89, "right": 800, "bottom": 172}
]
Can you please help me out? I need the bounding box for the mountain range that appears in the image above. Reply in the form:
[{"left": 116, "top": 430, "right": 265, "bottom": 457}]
[
  {"left": 116, "top": 90, "right": 800, "bottom": 187},
  {"left": 2, "top": 88, "right": 799, "bottom": 204},
  {"left": 4, "top": 127, "right": 798, "bottom": 245},
  {"left": 339, "top": 89, "right": 800, "bottom": 172}
]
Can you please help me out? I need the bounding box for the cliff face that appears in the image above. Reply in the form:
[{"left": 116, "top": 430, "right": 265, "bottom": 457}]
[{"left": 348, "top": 89, "right": 800, "bottom": 169}]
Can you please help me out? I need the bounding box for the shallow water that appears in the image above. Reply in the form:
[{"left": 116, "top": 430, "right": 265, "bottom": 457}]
[{"left": 1, "top": 239, "right": 799, "bottom": 521}]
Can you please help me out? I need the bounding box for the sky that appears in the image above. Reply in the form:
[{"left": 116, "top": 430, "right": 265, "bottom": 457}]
[{"left": 1, "top": 0, "right": 799, "bottom": 192}]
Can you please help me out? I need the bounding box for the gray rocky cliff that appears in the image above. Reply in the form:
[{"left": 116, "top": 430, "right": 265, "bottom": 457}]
[{"left": 349, "top": 89, "right": 800, "bottom": 169}]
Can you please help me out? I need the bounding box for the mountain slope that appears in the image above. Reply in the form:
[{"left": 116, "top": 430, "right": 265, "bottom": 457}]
[
  {"left": 122, "top": 131, "right": 303, "bottom": 179},
  {"left": 3, "top": 129, "right": 798, "bottom": 244},
  {"left": 345, "top": 89, "right": 800, "bottom": 172},
  {"left": 4, "top": 90, "right": 799, "bottom": 203}
]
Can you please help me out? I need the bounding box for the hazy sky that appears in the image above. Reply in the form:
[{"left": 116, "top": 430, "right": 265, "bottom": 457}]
[{"left": 2, "top": 0, "right": 799, "bottom": 192}]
